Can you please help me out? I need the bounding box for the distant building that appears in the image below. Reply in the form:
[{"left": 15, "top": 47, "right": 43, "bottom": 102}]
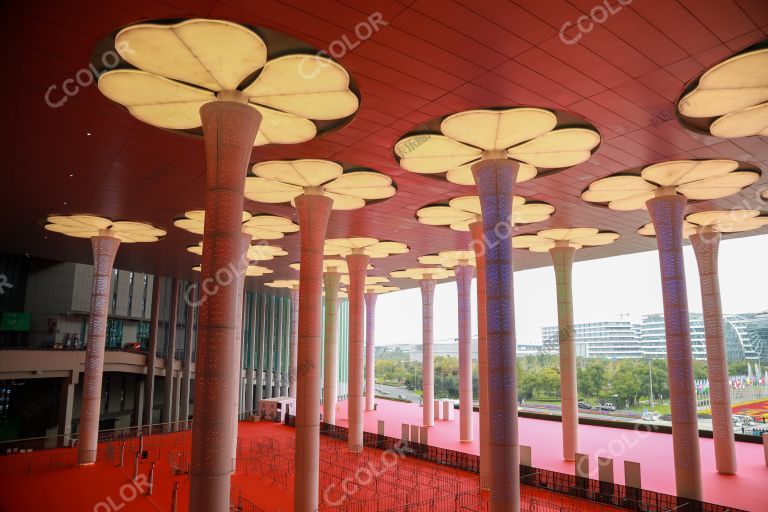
[
  {"left": 542, "top": 313, "right": 763, "bottom": 362},
  {"left": 406, "top": 337, "right": 543, "bottom": 363}
]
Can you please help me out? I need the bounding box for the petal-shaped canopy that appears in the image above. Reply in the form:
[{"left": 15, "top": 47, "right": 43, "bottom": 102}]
[
  {"left": 115, "top": 18, "right": 268, "bottom": 91},
  {"left": 252, "top": 159, "right": 343, "bottom": 187},
  {"left": 710, "top": 103, "right": 768, "bottom": 138},
  {"left": 245, "top": 265, "right": 273, "bottom": 277},
  {"left": 395, "top": 135, "right": 480, "bottom": 174},
  {"left": 641, "top": 159, "right": 738, "bottom": 187},
  {"left": 637, "top": 221, "right": 697, "bottom": 238},
  {"left": 514, "top": 228, "right": 618, "bottom": 252},
  {"left": 686, "top": 210, "right": 768, "bottom": 233},
  {"left": 416, "top": 205, "right": 474, "bottom": 226},
  {"left": 340, "top": 275, "right": 389, "bottom": 285},
  {"left": 538, "top": 228, "right": 599, "bottom": 241},
  {"left": 440, "top": 108, "right": 557, "bottom": 151},
  {"left": 252, "top": 105, "right": 317, "bottom": 146},
  {"left": 45, "top": 215, "right": 164, "bottom": 242},
  {"left": 242, "top": 214, "right": 298, "bottom": 240},
  {"left": 324, "top": 171, "right": 395, "bottom": 200},
  {"left": 174, "top": 210, "right": 252, "bottom": 234},
  {"left": 265, "top": 279, "right": 300, "bottom": 288},
  {"left": 417, "top": 195, "right": 552, "bottom": 232},
  {"left": 418, "top": 251, "right": 475, "bottom": 268},
  {"left": 365, "top": 285, "right": 401, "bottom": 294},
  {"left": 244, "top": 178, "right": 303, "bottom": 204},
  {"left": 324, "top": 238, "right": 408, "bottom": 258},
  {"left": 507, "top": 128, "right": 600, "bottom": 169},
  {"left": 678, "top": 48, "right": 768, "bottom": 118},
  {"left": 445, "top": 162, "right": 538, "bottom": 186},
  {"left": 389, "top": 267, "right": 454, "bottom": 280},
  {"left": 243, "top": 54, "right": 359, "bottom": 120},
  {"left": 98, "top": 70, "right": 214, "bottom": 130},
  {"left": 289, "top": 259, "right": 373, "bottom": 273},
  {"left": 676, "top": 171, "right": 759, "bottom": 200}
]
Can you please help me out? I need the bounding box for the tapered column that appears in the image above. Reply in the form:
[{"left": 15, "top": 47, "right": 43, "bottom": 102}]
[
  {"left": 470, "top": 221, "right": 490, "bottom": 489},
  {"left": 690, "top": 229, "right": 736, "bottom": 474},
  {"left": 173, "top": 373, "right": 182, "bottom": 431},
  {"left": 189, "top": 98, "right": 261, "bottom": 512},
  {"left": 276, "top": 298, "right": 284, "bottom": 396},
  {"left": 245, "top": 294, "right": 258, "bottom": 412},
  {"left": 420, "top": 279, "right": 436, "bottom": 427},
  {"left": 289, "top": 287, "right": 299, "bottom": 398},
  {"left": 132, "top": 378, "right": 144, "bottom": 430},
  {"left": 646, "top": 192, "right": 703, "bottom": 501},
  {"left": 322, "top": 271, "right": 342, "bottom": 424},
  {"left": 231, "top": 233, "right": 250, "bottom": 470},
  {"left": 144, "top": 277, "right": 161, "bottom": 430},
  {"left": 472, "top": 159, "right": 520, "bottom": 512},
  {"left": 455, "top": 264, "right": 474, "bottom": 442},
  {"left": 78, "top": 234, "right": 120, "bottom": 465},
  {"left": 364, "top": 292, "right": 378, "bottom": 411},
  {"left": 163, "top": 279, "right": 179, "bottom": 433},
  {"left": 255, "top": 295, "right": 267, "bottom": 405},
  {"left": 58, "top": 374, "right": 75, "bottom": 447},
  {"left": 180, "top": 287, "right": 196, "bottom": 430},
  {"left": 549, "top": 244, "right": 578, "bottom": 461},
  {"left": 265, "top": 296, "right": 275, "bottom": 399},
  {"left": 347, "top": 252, "right": 370, "bottom": 451},
  {"left": 294, "top": 192, "right": 333, "bottom": 512}
]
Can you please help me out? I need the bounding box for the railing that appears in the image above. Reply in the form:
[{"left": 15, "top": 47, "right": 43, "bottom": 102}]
[{"left": 284, "top": 414, "right": 745, "bottom": 512}]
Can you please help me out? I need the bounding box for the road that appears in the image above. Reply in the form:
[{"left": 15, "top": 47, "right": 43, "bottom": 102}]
[{"left": 376, "top": 384, "right": 422, "bottom": 403}]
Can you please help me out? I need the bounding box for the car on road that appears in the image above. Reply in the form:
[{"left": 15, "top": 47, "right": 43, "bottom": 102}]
[
  {"left": 577, "top": 401, "right": 594, "bottom": 410},
  {"left": 398, "top": 393, "right": 406, "bottom": 399},
  {"left": 597, "top": 403, "right": 617, "bottom": 411}
]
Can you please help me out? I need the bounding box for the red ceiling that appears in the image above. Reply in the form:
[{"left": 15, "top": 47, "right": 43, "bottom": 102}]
[{"left": 1, "top": 0, "right": 767, "bottom": 292}]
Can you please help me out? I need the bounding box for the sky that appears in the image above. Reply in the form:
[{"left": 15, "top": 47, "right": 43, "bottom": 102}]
[{"left": 374, "top": 234, "right": 768, "bottom": 346}]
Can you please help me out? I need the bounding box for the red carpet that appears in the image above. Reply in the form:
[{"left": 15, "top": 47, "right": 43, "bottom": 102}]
[{"left": 332, "top": 399, "right": 766, "bottom": 511}]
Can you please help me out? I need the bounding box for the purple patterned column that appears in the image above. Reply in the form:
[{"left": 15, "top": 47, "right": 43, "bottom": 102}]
[
  {"left": 646, "top": 193, "right": 703, "bottom": 500},
  {"left": 289, "top": 286, "right": 299, "bottom": 399},
  {"left": 472, "top": 159, "right": 520, "bottom": 512},
  {"left": 322, "top": 271, "right": 341, "bottom": 424},
  {"left": 364, "top": 292, "right": 378, "bottom": 411},
  {"left": 420, "top": 278, "right": 436, "bottom": 427},
  {"left": 690, "top": 229, "right": 736, "bottom": 474},
  {"left": 347, "top": 252, "right": 370, "bottom": 452},
  {"left": 78, "top": 235, "right": 120, "bottom": 465},
  {"left": 470, "top": 221, "right": 490, "bottom": 490},
  {"left": 549, "top": 244, "right": 578, "bottom": 461},
  {"left": 294, "top": 192, "right": 333, "bottom": 512},
  {"left": 189, "top": 98, "right": 261, "bottom": 512},
  {"left": 455, "top": 264, "right": 474, "bottom": 442}
]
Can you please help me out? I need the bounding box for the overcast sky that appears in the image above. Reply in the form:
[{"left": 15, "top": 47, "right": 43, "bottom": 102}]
[{"left": 374, "top": 234, "right": 768, "bottom": 345}]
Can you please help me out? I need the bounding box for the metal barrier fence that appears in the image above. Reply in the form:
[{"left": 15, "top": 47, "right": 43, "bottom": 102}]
[{"left": 284, "top": 414, "right": 745, "bottom": 512}]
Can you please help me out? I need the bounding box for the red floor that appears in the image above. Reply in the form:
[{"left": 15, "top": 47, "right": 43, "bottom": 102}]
[{"left": 332, "top": 399, "right": 766, "bottom": 511}]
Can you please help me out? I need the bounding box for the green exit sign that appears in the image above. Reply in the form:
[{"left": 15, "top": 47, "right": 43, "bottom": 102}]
[{"left": 0, "top": 312, "right": 30, "bottom": 332}]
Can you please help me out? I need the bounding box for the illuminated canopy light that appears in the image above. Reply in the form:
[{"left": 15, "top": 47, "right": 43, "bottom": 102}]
[
  {"left": 265, "top": 279, "right": 299, "bottom": 289},
  {"left": 418, "top": 251, "right": 476, "bottom": 267},
  {"left": 174, "top": 210, "right": 296, "bottom": 239},
  {"left": 289, "top": 259, "right": 373, "bottom": 273},
  {"left": 323, "top": 237, "right": 409, "bottom": 258},
  {"left": 389, "top": 267, "right": 454, "bottom": 281},
  {"left": 194, "top": 264, "right": 272, "bottom": 276},
  {"left": 246, "top": 160, "right": 396, "bottom": 211},
  {"left": 581, "top": 159, "right": 760, "bottom": 211},
  {"left": 677, "top": 47, "right": 768, "bottom": 138},
  {"left": 365, "top": 285, "right": 400, "bottom": 294},
  {"left": 44, "top": 215, "right": 165, "bottom": 243},
  {"left": 513, "top": 228, "right": 619, "bottom": 253},
  {"left": 640, "top": 210, "right": 768, "bottom": 237},
  {"left": 416, "top": 195, "right": 553, "bottom": 231},
  {"left": 98, "top": 18, "right": 358, "bottom": 145},
  {"left": 395, "top": 107, "right": 600, "bottom": 186},
  {"left": 340, "top": 275, "right": 389, "bottom": 285},
  {"left": 187, "top": 242, "right": 286, "bottom": 260}
]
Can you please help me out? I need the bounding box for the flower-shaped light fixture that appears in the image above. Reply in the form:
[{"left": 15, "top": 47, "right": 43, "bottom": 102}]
[
  {"left": 341, "top": 275, "right": 389, "bottom": 286},
  {"left": 246, "top": 160, "right": 396, "bottom": 210},
  {"left": 188, "top": 241, "right": 287, "bottom": 261},
  {"left": 676, "top": 42, "right": 768, "bottom": 138},
  {"left": 512, "top": 228, "right": 619, "bottom": 252},
  {"left": 44, "top": 215, "right": 166, "bottom": 242},
  {"left": 193, "top": 264, "right": 272, "bottom": 276},
  {"left": 389, "top": 267, "right": 455, "bottom": 281},
  {"left": 637, "top": 210, "right": 768, "bottom": 238},
  {"left": 394, "top": 107, "right": 600, "bottom": 185},
  {"left": 174, "top": 210, "right": 298, "bottom": 239},
  {"left": 418, "top": 250, "right": 476, "bottom": 267},
  {"left": 364, "top": 285, "right": 400, "bottom": 294},
  {"left": 324, "top": 238, "right": 409, "bottom": 258},
  {"left": 581, "top": 159, "right": 761, "bottom": 210},
  {"left": 417, "top": 195, "right": 554, "bottom": 231},
  {"left": 96, "top": 18, "right": 359, "bottom": 145},
  {"left": 289, "top": 259, "right": 373, "bottom": 273}
]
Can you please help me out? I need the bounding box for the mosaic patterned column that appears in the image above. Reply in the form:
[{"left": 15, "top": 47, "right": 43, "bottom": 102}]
[
  {"left": 163, "top": 279, "right": 179, "bottom": 434},
  {"left": 470, "top": 221, "right": 490, "bottom": 489},
  {"left": 364, "top": 292, "right": 378, "bottom": 411},
  {"left": 690, "top": 229, "right": 736, "bottom": 474},
  {"left": 322, "top": 271, "right": 342, "bottom": 425},
  {"left": 245, "top": 294, "right": 257, "bottom": 412},
  {"left": 231, "top": 233, "right": 250, "bottom": 470},
  {"left": 78, "top": 234, "right": 120, "bottom": 465},
  {"left": 347, "top": 252, "right": 370, "bottom": 452},
  {"left": 420, "top": 278, "right": 436, "bottom": 427},
  {"left": 472, "top": 159, "right": 520, "bottom": 512},
  {"left": 455, "top": 264, "right": 474, "bottom": 442},
  {"left": 144, "top": 277, "right": 162, "bottom": 429},
  {"left": 189, "top": 99, "right": 261, "bottom": 512},
  {"left": 549, "top": 244, "right": 578, "bottom": 461},
  {"left": 294, "top": 192, "right": 333, "bottom": 512},
  {"left": 646, "top": 193, "right": 703, "bottom": 501},
  {"left": 289, "top": 287, "right": 299, "bottom": 399},
  {"left": 180, "top": 288, "right": 196, "bottom": 430}
]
